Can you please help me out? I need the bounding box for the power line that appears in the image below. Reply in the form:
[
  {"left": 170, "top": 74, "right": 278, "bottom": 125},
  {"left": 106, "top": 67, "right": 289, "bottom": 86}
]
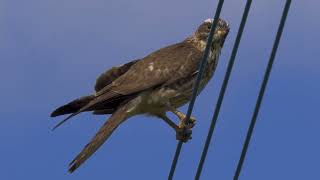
[
  {"left": 195, "top": 0, "right": 253, "bottom": 179},
  {"left": 167, "top": 1, "right": 225, "bottom": 179},
  {"left": 233, "top": 1, "right": 292, "bottom": 179}
]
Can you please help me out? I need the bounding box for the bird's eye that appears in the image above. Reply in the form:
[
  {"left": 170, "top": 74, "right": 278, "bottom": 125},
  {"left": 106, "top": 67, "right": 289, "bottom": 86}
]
[{"left": 207, "top": 26, "right": 211, "bottom": 30}]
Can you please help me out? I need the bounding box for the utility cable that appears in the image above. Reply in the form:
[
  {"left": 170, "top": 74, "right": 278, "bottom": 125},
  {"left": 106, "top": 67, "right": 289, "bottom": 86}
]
[{"left": 233, "top": 1, "right": 292, "bottom": 179}]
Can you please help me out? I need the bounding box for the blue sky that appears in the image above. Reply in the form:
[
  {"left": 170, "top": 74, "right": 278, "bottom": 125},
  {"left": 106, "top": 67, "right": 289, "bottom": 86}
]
[{"left": 1, "top": 0, "right": 319, "bottom": 179}]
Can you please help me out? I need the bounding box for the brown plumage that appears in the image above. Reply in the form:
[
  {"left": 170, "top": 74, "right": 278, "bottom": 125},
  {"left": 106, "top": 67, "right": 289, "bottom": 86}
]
[{"left": 51, "top": 18, "right": 229, "bottom": 172}]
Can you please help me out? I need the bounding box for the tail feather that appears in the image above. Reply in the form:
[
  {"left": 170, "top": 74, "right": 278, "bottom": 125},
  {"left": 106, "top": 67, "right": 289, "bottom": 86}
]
[
  {"left": 51, "top": 95, "right": 95, "bottom": 117},
  {"left": 52, "top": 91, "right": 120, "bottom": 130},
  {"left": 68, "top": 103, "right": 130, "bottom": 173}
]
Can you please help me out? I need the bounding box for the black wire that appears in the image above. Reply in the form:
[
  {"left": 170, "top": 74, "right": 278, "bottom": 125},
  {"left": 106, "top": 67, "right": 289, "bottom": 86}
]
[
  {"left": 168, "top": 1, "right": 225, "bottom": 179},
  {"left": 233, "top": 1, "right": 292, "bottom": 180},
  {"left": 195, "top": 0, "right": 253, "bottom": 179}
]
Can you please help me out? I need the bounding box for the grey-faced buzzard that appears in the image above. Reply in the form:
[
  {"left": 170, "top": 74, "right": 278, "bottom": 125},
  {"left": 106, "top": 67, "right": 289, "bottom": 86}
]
[{"left": 51, "top": 18, "right": 229, "bottom": 172}]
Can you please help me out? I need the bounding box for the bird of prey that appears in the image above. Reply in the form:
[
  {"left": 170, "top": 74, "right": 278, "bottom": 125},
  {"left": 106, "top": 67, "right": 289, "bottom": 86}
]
[{"left": 51, "top": 18, "right": 229, "bottom": 173}]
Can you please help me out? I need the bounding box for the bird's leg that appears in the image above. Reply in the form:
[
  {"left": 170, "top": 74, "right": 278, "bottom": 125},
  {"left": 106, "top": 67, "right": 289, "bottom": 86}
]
[
  {"left": 171, "top": 110, "right": 196, "bottom": 129},
  {"left": 164, "top": 103, "right": 196, "bottom": 128},
  {"left": 158, "top": 114, "right": 192, "bottom": 143},
  {"left": 165, "top": 103, "right": 196, "bottom": 129}
]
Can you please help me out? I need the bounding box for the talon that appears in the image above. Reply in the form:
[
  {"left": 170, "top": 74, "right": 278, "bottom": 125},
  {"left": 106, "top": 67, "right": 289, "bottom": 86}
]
[
  {"left": 179, "top": 116, "right": 196, "bottom": 129},
  {"left": 176, "top": 128, "right": 192, "bottom": 143}
]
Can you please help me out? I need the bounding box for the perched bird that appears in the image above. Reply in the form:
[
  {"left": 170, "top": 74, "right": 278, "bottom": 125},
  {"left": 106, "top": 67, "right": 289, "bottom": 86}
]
[{"left": 51, "top": 18, "right": 229, "bottom": 172}]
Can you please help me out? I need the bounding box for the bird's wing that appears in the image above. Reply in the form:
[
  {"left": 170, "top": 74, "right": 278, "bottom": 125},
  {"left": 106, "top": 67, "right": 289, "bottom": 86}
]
[
  {"left": 87, "top": 43, "right": 203, "bottom": 112},
  {"left": 94, "top": 59, "right": 140, "bottom": 92},
  {"left": 97, "top": 42, "right": 203, "bottom": 97},
  {"left": 68, "top": 103, "right": 130, "bottom": 173}
]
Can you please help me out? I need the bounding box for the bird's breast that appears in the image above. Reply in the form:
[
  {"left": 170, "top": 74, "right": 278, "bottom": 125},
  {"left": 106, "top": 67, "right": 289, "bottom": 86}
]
[{"left": 169, "top": 47, "right": 221, "bottom": 108}]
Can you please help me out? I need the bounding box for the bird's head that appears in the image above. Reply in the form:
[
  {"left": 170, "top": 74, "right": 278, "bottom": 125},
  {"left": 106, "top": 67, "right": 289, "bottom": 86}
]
[{"left": 194, "top": 18, "right": 230, "bottom": 48}]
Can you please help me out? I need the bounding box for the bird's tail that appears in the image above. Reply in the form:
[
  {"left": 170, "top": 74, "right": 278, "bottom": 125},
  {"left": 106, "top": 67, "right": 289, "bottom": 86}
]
[
  {"left": 51, "top": 95, "right": 95, "bottom": 117},
  {"left": 68, "top": 103, "right": 131, "bottom": 173}
]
